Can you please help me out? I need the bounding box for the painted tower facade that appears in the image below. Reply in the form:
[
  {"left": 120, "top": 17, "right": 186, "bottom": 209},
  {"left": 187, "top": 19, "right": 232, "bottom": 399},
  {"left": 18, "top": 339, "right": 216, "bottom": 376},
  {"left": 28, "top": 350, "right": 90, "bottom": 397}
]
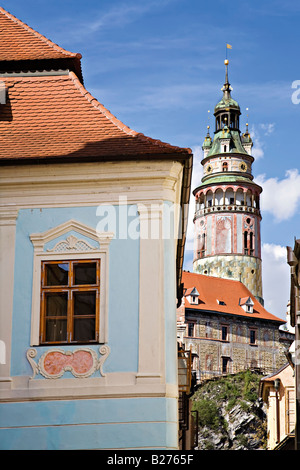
[{"left": 193, "top": 60, "right": 263, "bottom": 304}]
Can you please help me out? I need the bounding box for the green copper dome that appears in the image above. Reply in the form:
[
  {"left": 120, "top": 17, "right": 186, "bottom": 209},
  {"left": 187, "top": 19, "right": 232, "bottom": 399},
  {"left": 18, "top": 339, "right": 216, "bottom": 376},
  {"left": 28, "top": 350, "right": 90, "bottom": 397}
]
[
  {"left": 241, "top": 124, "right": 253, "bottom": 144},
  {"left": 198, "top": 174, "right": 251, "bottom": 187},
  {"left": 214, "top": 95, "right": 240, "bottom": 112},
  {"left": 206, "top": 128, "right": 249, "bottom": 158},
  {"left": 202, "top": 126, "right": 212, "bottom": 148}
]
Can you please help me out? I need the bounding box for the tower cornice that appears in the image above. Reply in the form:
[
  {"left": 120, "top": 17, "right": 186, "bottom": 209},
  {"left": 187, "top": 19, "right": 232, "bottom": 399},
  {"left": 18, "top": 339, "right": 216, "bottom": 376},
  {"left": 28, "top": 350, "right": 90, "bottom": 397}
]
[
  {"left": 201, "top": 152, "right": 254, "bottom": 166},
  {"left": 193, "top": 179, "right": 263, "bottom": 196}
]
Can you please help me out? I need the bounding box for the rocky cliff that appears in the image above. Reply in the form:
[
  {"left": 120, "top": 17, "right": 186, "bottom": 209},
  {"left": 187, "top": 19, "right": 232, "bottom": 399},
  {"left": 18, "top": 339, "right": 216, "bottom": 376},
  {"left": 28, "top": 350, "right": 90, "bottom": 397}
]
[{"left": 191, "top": 370, "right": 267, "bottom": 450}]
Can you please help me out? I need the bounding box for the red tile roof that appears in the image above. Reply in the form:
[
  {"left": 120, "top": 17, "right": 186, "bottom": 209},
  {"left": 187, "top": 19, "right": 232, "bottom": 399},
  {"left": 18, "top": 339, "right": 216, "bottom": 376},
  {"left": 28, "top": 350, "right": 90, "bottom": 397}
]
[
  {"left": 0, "top": 72, "right": 191, "bottom": 161},
  {"left": 0, "top": 7, "right": 192, "bottom": 162},
  {"left": 0, "top": 7, "right": 81, "bottom": 61},
  {"left": 182, "top": 271, "right": 284, "bottom": 323}
]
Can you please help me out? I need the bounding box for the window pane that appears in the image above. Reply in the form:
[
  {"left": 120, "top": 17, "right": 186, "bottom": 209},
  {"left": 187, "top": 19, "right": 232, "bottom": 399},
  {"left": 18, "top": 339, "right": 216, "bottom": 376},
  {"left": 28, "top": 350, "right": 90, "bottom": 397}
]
[
  {"left": 45, "top": 293, "right": 68, "bottom": 317},
  {"left": 45, "top": 319, "right": 67, "bottom": 342},
  {"left": 74, "top": 318, "right": 95, "bottom": 342},
  {"left": 45, "top": 263, "right": 69, "bottom": 286},
  {"left": 250, "top": 330, "right": 256, "bottom": 344},
  {"left": 74, "top": 292, "right": 96, "bottom": 316},
  {"left": 74, "top": 263, "right": 97, "bottom": 285},
  {"left": 222, "top": 326, "right": 227, "bottom": 340}
]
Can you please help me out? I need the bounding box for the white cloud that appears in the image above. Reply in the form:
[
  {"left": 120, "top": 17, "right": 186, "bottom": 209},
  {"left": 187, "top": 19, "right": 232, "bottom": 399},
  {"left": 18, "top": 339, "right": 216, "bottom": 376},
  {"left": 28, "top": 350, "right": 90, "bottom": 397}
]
[
  {"left": 255, "top": 169, "right": 300, "bottom": 221},
  {"left": 250, "top": 125, "right": 264, "bottom": 160},
  {"left": 86, "top": 2, "right": 159, "bottom": 33},
  {"left": 260, "top": 123, "right": 275, "bottom": 135},
  {"left": 250, "top": 123, "right": 275, "bottom": 160},
  {"left": 261, "top": 243, "right": 290, "bottom": 319}
]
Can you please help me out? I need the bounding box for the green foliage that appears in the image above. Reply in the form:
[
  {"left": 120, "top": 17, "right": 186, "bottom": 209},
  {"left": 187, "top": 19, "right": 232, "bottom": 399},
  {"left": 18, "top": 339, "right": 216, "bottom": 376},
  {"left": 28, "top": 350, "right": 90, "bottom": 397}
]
[
  {"left": 192, "top": 399, "right": 220, "bottom": 430},
  {"left": 242, "top": 369, "right": 260, "bottom": 403},
  {"left": 191, "top": 370, "right": 264, "bottom": 427}
]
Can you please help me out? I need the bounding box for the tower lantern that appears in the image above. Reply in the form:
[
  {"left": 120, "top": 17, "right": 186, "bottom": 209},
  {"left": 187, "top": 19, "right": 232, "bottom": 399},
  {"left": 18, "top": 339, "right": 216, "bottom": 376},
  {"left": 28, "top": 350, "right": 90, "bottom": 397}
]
[{"left": 193, "top": 59, "right": 263, "bottom": 304}]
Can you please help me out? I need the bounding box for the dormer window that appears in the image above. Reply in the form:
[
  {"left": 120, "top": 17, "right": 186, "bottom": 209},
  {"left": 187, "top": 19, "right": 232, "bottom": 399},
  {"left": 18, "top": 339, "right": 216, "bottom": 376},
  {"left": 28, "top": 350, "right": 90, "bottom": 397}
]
[
  {"left": 239, "top": 296, "right": 254, "bottom": 314},
  {"left": 217, "top": 300, "right": 226, "bottom": 306},
  {"left": 186, "top": 287, "right": 200, "bottom": 305},
  {"left": 189, "top": 294, "right": 199, "bottom": 305}
]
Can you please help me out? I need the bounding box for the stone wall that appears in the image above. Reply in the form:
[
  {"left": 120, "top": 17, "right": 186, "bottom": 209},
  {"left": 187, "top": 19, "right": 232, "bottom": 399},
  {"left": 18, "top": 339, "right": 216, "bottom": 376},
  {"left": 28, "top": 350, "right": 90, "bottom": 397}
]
[
  {"left": 183, "top": 311, "right": 288, "bottom": 382},
  {"left": 194, "top": 255, "right": 262, "bottom": 302}
]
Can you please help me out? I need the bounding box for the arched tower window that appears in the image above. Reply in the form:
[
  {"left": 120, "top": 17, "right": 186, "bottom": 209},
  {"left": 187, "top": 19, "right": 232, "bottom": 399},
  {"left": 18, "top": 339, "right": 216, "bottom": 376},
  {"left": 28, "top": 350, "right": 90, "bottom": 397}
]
[
  {"left": 244, "top": 231, "right": 248, "bottom": 255},
  {"left": 225, "top": 188, "right": 234, "bottom": 205},
  {"left": 246, "top": 190, "right": 252, "bottom": 207},
  {"left": 199, "top": 193, "right": 204, "bottom": 210},
  {"left": 206, "top": 190, "right": 213, "bottom": 208},
  {"left": 250, "top": 232, "right": 253, "bottom": 255},
  {"left": 196, "top": 232, "right": 206, "bottom": 259},
  {"left": 243, "top": 217, "right": 255, "bottom": 256},
  {"left": 236, "top": 188, "right": 243, "bottom": 206},
  {"left": 222, "top": 161, "right": 228, "bottom": 172},
  {"left": 215, "top": 189, "right": 224, "bottom": 206}
]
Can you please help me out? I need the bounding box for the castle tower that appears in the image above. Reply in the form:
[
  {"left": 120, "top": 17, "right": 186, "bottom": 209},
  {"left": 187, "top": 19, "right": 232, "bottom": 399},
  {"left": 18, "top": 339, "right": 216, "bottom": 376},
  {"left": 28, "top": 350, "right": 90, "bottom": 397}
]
[{"left": 193, "top": 59, "right": 263, "bottom": 304}]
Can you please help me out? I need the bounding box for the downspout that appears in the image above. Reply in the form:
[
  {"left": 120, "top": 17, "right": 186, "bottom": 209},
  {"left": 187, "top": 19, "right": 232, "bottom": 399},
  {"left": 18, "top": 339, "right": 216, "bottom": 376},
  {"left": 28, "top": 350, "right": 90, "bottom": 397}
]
[{"left": 274, "top": 378, "right": 281, "bottom": 444}]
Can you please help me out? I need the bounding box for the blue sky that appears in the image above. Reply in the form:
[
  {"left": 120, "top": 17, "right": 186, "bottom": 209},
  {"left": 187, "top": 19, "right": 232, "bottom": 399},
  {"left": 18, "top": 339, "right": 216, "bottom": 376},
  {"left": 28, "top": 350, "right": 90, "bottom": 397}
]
[{"left": 3, "top": 0, "right": 300, "bottom": 319}]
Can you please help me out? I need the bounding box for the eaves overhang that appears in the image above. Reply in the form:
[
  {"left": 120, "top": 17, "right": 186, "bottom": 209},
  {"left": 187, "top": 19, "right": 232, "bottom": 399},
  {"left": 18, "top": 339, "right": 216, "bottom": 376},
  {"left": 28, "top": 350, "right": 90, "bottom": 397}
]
[{"left": 184, "top": 307, "right": 285, "bottom": 325}]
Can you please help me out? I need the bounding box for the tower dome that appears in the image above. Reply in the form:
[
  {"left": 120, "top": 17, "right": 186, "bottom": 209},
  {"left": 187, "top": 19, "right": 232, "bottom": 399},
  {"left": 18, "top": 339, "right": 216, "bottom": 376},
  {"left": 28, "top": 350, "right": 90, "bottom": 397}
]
[{"left": 193, "top": 60, "right": 264, "bottom": 304}]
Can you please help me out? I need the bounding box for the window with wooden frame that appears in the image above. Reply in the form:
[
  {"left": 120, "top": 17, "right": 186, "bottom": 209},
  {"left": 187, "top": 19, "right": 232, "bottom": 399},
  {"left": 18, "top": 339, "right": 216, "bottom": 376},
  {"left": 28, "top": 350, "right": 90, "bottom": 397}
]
[{"left": 40, "top": 259, "right": 100, "bottom": 344}]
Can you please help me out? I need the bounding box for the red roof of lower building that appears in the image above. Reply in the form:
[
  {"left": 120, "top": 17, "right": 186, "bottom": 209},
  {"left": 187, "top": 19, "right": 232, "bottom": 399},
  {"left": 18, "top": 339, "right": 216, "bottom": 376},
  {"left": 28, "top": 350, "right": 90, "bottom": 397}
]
[{"left": 182, "top": 271, "right": 284, "bottom": 323}]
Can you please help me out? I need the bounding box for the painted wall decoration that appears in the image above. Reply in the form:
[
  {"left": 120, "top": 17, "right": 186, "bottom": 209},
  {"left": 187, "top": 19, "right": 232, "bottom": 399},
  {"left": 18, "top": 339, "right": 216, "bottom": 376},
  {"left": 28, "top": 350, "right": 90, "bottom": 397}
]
[
  {"left": 26, "top": 345, "right": 110, "bottom": 379},
  {"left": 216, "top": 215, "right": 232, "bottom": 253}
]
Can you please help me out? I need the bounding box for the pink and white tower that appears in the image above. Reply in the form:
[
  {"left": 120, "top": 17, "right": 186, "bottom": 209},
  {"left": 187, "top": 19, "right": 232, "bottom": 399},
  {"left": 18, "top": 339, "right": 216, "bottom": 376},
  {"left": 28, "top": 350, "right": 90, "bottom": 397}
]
[{"left": 193, "top": 59, "right": 263, "bottom": 304}]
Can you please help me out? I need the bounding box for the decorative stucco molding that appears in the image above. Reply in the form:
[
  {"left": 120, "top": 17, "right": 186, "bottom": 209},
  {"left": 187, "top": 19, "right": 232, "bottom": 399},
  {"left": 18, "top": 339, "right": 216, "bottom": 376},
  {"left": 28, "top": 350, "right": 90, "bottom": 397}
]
[
  {"left": 47, "top": 234, "right": 99, "bottom": 253},
  {"left": 30, "top": 219, "right": 114, "bottom": 254},
  {"left": 0, "top": 204, "right": 18, "bottom": 226},
  {"left": 27, "top": 345, "right": 110, "bottom": 379}
]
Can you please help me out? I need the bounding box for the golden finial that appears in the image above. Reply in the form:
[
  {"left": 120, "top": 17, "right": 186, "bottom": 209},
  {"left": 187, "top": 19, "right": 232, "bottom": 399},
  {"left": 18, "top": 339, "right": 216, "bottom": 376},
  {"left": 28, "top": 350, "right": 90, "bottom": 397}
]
[{"left": 246, "top": 108, "right": 249, "bottom": 133}]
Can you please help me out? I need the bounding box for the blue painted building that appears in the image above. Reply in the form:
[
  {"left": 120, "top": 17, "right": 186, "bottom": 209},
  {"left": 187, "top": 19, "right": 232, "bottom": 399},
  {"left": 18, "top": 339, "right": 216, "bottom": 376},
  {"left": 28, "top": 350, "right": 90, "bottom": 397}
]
[{"left": 0, "top": 8, "right": 192, "bottom": 450}]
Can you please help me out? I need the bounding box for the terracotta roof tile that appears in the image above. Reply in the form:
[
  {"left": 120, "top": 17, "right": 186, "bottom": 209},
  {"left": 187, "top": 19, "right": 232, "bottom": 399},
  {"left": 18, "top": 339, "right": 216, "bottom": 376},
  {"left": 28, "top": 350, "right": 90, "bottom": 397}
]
[
  {"left": 0, "top": 72, "right": 191, "bottom": 161},
  {"left": 182, "top": 271, "right": 284, "bottom": 323},
  {"left": 0, "top": 7, "right": 192, "bottom": 162},
  {"left": 0, "top": 7, "right": 81, "bottom": 61}
]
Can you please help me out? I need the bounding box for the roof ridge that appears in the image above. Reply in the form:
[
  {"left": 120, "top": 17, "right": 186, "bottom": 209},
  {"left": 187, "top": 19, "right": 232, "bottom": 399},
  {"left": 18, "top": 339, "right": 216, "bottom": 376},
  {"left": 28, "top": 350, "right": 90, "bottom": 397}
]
[
  {"left": 0, "top": 7, "right": 81, "bottom": 60},
  {"left": 69, "top": 71, "right": 192, "bottom": 153},
  {"left": 68, "top": 71, "right": 137, "bottom": 136}
]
